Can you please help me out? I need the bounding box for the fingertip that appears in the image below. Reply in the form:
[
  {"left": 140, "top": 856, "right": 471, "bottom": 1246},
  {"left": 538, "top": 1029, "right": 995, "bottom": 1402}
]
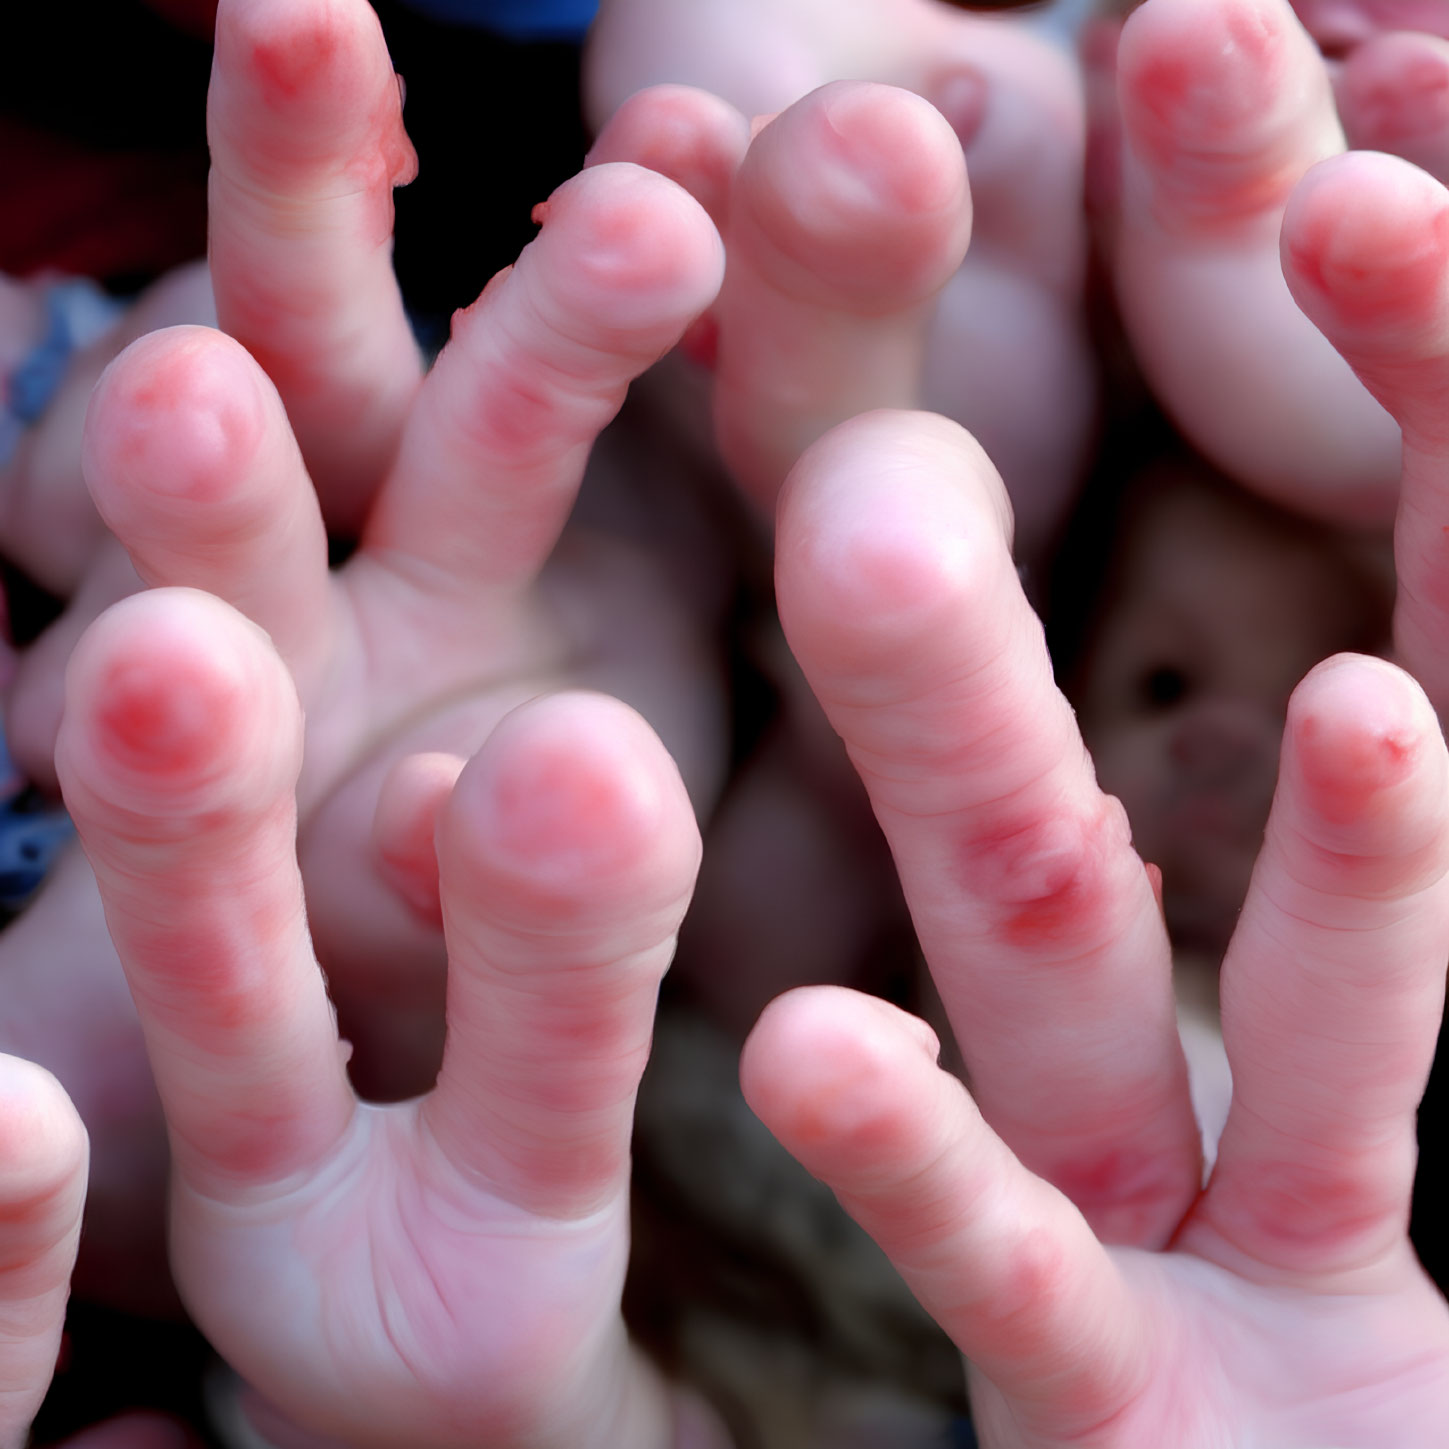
[
  {"left": 0, "top": 1054, "right": 88, "bottom": 1204},
  {"left": 215, "top": 0, "right": 403, "bottom": 155},
  {"left": 530, "top": 163, "right": 725, "bottom": 340},
  {"left": 60, "top": 589, "right": 300, "bottom": 813},
  {"left": 1336, "top": 31, "right": 1449, "bottom": 166},
  {"left": 742, "top": 986, "right": 944, "bottom": 1174},
  {"left": 1285, "top": 654, "right": 1442, "bottom": 826},
  {"left": 444, "top": 693, "right": 701, "bottom": 923},
  {"left": 1283, "top": 150, "right": 1449, "bottom": 327},
  {"left": 741, "top": 81, "right": 971, "bottom": 307},
  {"left": 85, "top": 326, "right": 278, "bottom": 513},
  {"left": 814, "top": 82, "right": 967, "bottom": 216},
  {"left": 776, "top": 410, "right": 1012, "bottom": 671},
  {"left": 585, "top": 84, "right": 750, "bottom": 231},
  {"left": 1117, "top": 0, "right": 1334, "bottom": 222},
  {"left": 1120, "top": 0, "right": 1305, "bottom": 141}
]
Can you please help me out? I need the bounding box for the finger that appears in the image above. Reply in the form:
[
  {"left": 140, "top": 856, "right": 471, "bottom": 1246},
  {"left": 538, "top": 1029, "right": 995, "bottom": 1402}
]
[
  {"left": 372, "top": 750, "right": 466, "bottom": 929},
  {"left": 1113, "top": 0, "right": 1399, "bottom": 522},
  {"left": 1336, "top": 31, "right": 1449, "bottom": 186},
  {"left": 742, "top": 987, "right": 1150, "bottom": 1439},
  {"left": 776, "top": 410, "right": 1200, "bottom": 1246},
  {"left": 55, "top": 588, "right": 354, "bottom": 1192},
  {"left": 584, "top": 84, "right": 748, "bottom": 371},
  {"left": 360, "top": 163, "right": 723, "bottom": 600},
  {"left": 0, "top": 262, "right": 215, "bottom": 596},
  {"left": 1280, "top": 150, "right": 1449, "bottom": 719},
  {"left": 1190, "top": 656, "right": 1449, "bottom": 1281},
  {"left": 82, "top": 326, "right": 338, "bottom": 693},
  {"left": 586, "top": 84, "right": 750, "bottom": 234},
  {"left": 421, "top": 692, "right": 701, "bottom": 1219},
  {"left": 713, "top": 81, "right": 971, "bottom": 514},
  {"left": 0, "top": 1056, "right": 87, "bottom": 1449},
  {"left": 207, "top": 0, "right": 422, "bottom": 532}
]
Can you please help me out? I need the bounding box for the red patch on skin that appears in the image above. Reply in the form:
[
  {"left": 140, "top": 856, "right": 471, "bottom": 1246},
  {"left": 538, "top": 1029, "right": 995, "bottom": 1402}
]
[
  {"left": 195, "top": 1111, "right": 309, "bottom": 1181},
  {"left": 455, "top": 368, "right": 562, "bottom": 468},
  {"left": 1125, "top": 3, "right": 1286, "bottom": 183},
  {"left": 241, "top": 16, "right": 415, "bottom": 248},
  {"left": 985, "top": 1227, "right": 1069, "bottom": 1345},
  {"left": 959, "top": 805, "right": 1122, "bottom": 952},
  {"left": 95, "top": 659, "right": 226, "bottom": 779},
  {"left": 488, "top": 749, "right": 639, "bottom": 875},
  {"left": 1295, "top": 712, "right": 1416, "bottom": 822},
  {"left": 124, "top": 341, "right": 206, "bottom": 414},
  {"left": 1049, "top": 1146, "right": 1185, "bottom": 1241},
  {"left": 1129, "top": 48, "right": 1195, "bottom": 155},
  {"left": 110, "top": 343, "right": 263, "bottom": 501},
  {"left": 1216, "top": 1158, "right": 1395, "bottom": 1259},
  {"left": 531, "top": 200, "right": 553, "bottom": 227},
  {"left": 249, "top": 25, "right": 343, "bottom": 106},
  {"left": 1286, "top": 197, "right": 1449, "bottom": 321}
]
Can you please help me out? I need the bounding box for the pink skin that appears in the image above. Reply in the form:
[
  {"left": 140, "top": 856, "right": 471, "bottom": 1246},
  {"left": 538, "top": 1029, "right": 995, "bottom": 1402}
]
[
  {"left": 0, "top": 1054, "right": 87, "bottom": 1449},
  {"left": 1281, "top": 150, "right": 1449, "bottom": 722},
  {"left": 1335, "top": 31, "right": 1449, "bottom": 180},
  {"left": 583, "top": 72, "right": 1078, "bottom": 1035},
  {"left": 56, "top": 588, "right": 710, "bottom": 1449},
  {"left": 1, "top": 0, "right": 726, "bottom": 1304},
  {"left": 772, "top": 411, "right": 1200, "bottom": 1249},
  {"left": 18, "top": 155, "right": 718, "bottom": 1269},
  {"left": 585, "top": 0, "right": 1095, "bottom": 563},
  {"left": 746, "top": 410, "right": 1449, "bottom": 1447},
  {"left": 0, "top": 263, "right": 215, "bottom": 596},
  {"left": 1292, "top": 0, "right": 1449, "bottom": 53},
  {"left": 1107, "top": 0, "right": 1402, "bottom": 524},
  {"left": 0, "top": 1054, "right": 182, "bottom": 1442},
  {"left": 206, "top": 0, "right": 424, "bottom": 534}
]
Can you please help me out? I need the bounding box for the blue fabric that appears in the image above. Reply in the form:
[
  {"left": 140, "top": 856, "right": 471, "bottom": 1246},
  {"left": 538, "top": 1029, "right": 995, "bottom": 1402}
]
[
  {"left": 395, "top": 0, "right": 599, "bottom": 41},
  {"left": 1, "top": 730, "right": 73, "bottom": 911},
  {"left": 2, "top": 279, "right": 124, "bottom": 467}
]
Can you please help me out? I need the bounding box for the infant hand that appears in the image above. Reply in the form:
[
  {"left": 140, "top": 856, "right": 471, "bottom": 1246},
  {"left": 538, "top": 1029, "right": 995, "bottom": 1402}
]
[
  {"left": 57, "top": 588, "right": 706, "bottom": 1449},
  {"left": 744, "top": 410, "right": 1449, "bottom": 1446}
]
